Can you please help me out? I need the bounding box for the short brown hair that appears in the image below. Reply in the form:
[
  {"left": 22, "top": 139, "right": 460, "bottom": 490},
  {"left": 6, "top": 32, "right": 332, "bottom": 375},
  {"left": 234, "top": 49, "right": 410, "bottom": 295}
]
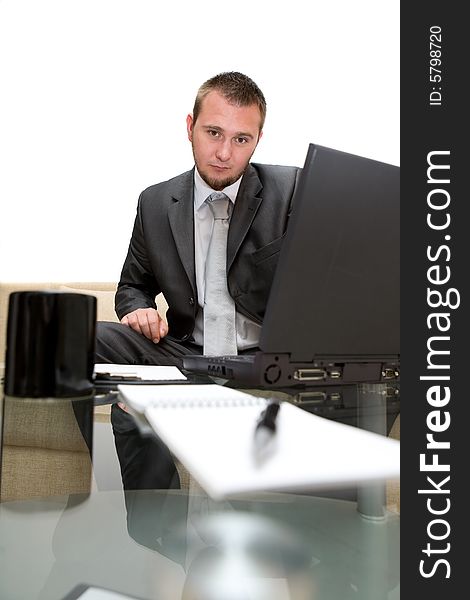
[{"left": 192, "top": 72, "right": 266, "bottom": 131}]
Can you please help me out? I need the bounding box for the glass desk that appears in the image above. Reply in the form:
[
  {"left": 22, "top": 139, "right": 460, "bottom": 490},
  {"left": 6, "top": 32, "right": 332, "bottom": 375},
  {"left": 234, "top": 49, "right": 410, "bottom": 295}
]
[{"left": 0, "top": 382, "right": 400, "bottom": 600}]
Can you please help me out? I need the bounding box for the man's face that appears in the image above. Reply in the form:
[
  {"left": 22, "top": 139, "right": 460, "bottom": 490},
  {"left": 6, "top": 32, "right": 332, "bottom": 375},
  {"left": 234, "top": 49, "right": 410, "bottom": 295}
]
[{"left": 186, "top": 91, "right": 263, "bottom": 191}]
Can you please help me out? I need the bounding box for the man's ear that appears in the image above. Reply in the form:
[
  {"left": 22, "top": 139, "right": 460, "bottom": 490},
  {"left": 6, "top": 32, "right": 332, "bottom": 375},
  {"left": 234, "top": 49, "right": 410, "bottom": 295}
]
[
  {"left": 186, "top": 114, "right": 194, "bottom": 142},
  {"left": 258, "top": 129, "right": 263, "bottom": 143}
]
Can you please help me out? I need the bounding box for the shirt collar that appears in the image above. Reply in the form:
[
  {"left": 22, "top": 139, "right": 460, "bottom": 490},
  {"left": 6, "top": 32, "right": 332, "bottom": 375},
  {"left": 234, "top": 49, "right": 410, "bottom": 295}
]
[{"left": 194, "top": 167, "right": 242, "bottom": 211}]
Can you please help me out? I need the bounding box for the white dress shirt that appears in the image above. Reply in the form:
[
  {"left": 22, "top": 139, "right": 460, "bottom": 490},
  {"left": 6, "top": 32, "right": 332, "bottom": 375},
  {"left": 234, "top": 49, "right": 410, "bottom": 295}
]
[{"left": 192, "top": 168, "right": 261, "bottom": 350}]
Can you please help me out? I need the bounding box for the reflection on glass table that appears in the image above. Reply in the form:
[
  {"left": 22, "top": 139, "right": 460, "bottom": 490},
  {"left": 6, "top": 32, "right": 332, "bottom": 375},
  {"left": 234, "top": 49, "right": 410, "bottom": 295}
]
[
  {"left": 0, "top": 383, "right": 400, "bottom": 600},
  {"left": 0, "top": 487, "right": 399, "bottom": 600}
]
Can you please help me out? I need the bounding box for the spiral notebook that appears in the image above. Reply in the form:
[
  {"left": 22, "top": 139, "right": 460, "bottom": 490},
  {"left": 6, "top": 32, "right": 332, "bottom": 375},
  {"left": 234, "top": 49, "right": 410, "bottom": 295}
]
[{"left": 117, "top": 384, "right": 400, "bottom": 500}]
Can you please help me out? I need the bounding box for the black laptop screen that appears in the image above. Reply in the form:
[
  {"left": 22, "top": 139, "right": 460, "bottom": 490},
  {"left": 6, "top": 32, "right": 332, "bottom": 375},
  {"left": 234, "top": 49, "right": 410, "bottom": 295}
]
[{"left": 260, "top": 143, "right": 400, "bottom": 362}]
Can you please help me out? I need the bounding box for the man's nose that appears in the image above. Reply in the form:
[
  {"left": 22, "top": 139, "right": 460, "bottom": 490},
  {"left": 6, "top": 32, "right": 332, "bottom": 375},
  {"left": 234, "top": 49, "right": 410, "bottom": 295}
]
[{"left": 215, "top": 139, "right": 231, "bottom": 162}]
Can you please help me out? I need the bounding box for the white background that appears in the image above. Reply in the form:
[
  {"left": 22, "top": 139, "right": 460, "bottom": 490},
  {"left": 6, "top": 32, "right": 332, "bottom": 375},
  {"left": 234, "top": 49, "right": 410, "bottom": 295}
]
[{"left": 0, "top": 0, "right": 399, "bottom": 282}]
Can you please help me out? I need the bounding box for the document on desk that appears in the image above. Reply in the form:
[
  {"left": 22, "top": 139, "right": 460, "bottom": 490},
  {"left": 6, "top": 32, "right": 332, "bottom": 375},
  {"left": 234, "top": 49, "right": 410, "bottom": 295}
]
[
  {"left": 117, "top": 384, "right": 400, "bottom": 500},
  {"left": 94, "top": 363, "right": 187, "bottom": 382}
]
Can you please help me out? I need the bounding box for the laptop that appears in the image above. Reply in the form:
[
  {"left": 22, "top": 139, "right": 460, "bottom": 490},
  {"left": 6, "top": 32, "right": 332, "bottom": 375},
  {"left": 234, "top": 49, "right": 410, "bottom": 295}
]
[{"left": 183, "top": 143, "right": 400, "bottom": 388}]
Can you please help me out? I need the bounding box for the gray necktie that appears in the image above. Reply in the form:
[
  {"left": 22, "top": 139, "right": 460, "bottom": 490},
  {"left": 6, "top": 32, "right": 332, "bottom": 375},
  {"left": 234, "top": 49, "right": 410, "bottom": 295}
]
[{"left": 203, "top": 192, "right": 237, "bottom": 356}]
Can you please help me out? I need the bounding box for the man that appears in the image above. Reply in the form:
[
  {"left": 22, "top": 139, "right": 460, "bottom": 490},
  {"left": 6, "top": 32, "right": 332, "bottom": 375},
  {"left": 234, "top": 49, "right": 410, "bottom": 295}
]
[{"left": 96, "top": 72, "right": 301, "bottom": 489}]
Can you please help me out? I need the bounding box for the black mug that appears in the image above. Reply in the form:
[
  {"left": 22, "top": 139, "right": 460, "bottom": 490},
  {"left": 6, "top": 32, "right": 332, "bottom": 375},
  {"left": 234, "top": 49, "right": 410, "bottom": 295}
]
[
  {"left": 4, "top": 290, "right": 96, "bottom": 398},
  {"left": 1, "top": 290, "right": 96, "bottom": 502}
]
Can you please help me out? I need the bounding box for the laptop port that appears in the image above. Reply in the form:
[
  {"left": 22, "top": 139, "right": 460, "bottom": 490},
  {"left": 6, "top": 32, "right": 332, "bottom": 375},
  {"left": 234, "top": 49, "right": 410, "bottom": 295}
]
[
  {"left": 327, "top": 369, "right": 342, "bottom": 379},
  {"left": 293, "top": 369, "right": 327, "bottom": 381},
  {"left": 382, "top": 368, "right": 399, "bottom": 379}
]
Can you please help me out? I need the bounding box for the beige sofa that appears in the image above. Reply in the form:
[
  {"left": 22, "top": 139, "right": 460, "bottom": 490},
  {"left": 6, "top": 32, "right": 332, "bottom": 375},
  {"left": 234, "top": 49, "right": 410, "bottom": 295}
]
[{"left": 0, "top": 281, "right": 399, "bottom": 511}]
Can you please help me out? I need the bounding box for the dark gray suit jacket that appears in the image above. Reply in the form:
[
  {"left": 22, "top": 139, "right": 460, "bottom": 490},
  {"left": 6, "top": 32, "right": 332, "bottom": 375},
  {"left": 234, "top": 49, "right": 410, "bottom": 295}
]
[{"left": 115, "top": 163, "right": 301, "bottom": 343}]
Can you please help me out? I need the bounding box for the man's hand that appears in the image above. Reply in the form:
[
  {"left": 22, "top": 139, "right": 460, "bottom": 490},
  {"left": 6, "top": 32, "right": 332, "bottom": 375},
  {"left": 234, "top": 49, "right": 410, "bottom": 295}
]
[{"left": 121, "top": 308, "right": 168, "bottom": 343}]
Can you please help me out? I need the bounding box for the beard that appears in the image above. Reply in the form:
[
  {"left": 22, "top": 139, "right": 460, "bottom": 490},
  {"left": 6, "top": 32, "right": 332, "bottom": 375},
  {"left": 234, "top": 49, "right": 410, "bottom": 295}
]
[
  {"left": 197, "top": 169, "right": 244, "bottom": 191},
  {"left": 191, "top": 146, "right": 249, "bottom": 191}
]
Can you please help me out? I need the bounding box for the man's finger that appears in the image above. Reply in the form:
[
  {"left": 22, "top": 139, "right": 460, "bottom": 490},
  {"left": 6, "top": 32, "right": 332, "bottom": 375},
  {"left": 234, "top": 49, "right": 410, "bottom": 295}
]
[
  {"left": 146, "top": 310, "right": 161, "bottom": 343},
  {"left": 124, "top": 312, "right": 143, "bottom": 336}
]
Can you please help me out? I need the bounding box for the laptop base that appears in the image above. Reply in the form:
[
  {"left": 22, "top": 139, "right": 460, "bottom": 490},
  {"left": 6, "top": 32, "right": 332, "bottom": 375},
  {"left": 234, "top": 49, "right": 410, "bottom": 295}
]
[{"left": 182, "top": 352, "right": 400, "bottom": 388}]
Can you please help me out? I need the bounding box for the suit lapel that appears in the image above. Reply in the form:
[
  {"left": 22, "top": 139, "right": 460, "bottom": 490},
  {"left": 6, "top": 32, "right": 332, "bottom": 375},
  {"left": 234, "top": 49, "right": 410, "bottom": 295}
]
[
  {"left": 168, "top": 170, "right": 196, "bottom": 293},
  {"left": 227, "top": 165, "right": 263, "bottom": 271}
]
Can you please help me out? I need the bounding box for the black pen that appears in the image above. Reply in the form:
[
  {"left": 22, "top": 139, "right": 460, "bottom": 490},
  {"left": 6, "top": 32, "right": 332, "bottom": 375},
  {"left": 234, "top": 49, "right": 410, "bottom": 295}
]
[{"left": 253, "top": 400, "right": 280, "bottom": 457}]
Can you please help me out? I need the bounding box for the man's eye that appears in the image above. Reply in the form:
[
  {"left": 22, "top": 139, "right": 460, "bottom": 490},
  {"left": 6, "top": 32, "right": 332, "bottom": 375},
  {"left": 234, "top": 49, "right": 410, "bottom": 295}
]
[
  {"left": 235, "top": 137, "right": 248, "bottom": 144},
  {"left": 208, "top": 130, "right": 220, "bottom": 138}
]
